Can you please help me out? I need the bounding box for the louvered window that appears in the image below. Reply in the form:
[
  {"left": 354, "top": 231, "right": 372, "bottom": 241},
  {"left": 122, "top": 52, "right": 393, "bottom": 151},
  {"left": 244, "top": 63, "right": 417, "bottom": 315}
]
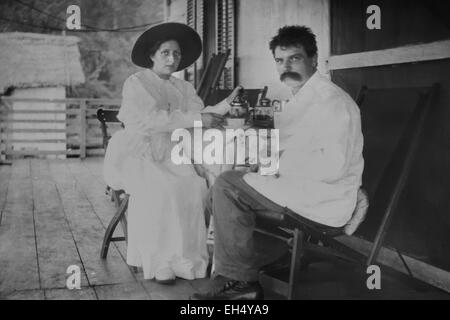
[
  {"left": 186, "top": 0, "right": 204, "bottom": 87},
  {"left": 216, "top": 0, "right": 235, "bottom": 89},
  {"left": 186, "top": 0, "right": 235, "bottom": 89}
]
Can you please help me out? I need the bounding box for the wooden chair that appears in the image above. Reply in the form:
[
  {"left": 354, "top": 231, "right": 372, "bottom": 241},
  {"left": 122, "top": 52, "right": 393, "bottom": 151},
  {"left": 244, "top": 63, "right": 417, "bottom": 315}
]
[
  {"left": 96, "top": 108, "right": 132, "bottom": 267},
  {"left": 100, "top": 189, "right": 130, "bottom": 259},
  {"left": 97, "top": 108, "right": 122, "bottom": 198},
  {"left": 96, "top": 108, "right": 121, "bottom": 150},
  {"left": 257, "top": 83, "right": 439, "bottom": 299}
]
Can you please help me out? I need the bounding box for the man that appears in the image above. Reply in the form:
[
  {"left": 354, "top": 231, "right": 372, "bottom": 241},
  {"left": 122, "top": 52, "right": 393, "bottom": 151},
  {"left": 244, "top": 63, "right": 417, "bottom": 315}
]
[{"left": 191, "top": 25, "right": 364, "bottom": 300}]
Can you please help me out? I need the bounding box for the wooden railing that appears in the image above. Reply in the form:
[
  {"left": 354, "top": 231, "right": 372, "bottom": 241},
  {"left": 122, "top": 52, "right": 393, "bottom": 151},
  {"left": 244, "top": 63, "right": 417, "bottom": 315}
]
[{"left": 0, "top": 97, "right": 121, "bottom": 159}]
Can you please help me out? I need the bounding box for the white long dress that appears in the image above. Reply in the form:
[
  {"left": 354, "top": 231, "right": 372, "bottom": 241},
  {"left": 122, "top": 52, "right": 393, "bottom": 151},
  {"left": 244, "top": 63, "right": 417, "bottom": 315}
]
[{"left": 103, "top": 69, "right": 226, "bottom": 280}]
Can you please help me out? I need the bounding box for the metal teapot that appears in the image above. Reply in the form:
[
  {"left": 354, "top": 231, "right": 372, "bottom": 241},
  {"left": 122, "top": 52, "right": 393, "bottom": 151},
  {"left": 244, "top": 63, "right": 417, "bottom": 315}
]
[{"left": 229, "top": 89, "right": 249, "bottom": 119}]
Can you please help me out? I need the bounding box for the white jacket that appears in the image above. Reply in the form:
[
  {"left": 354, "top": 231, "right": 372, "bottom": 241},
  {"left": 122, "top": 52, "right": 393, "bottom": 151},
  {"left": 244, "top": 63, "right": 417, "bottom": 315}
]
[{"left": 244, "top": 71, "right": 364, "bottom": 227}]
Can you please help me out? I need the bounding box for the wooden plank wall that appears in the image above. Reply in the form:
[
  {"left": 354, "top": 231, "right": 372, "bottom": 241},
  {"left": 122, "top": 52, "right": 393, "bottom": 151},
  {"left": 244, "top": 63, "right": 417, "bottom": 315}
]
[
  {"left": 330, "top": 0, "right": 450, "bottom": 55},
  {"left": 330, "top": 0, "right": 450, "bottom": 271}
]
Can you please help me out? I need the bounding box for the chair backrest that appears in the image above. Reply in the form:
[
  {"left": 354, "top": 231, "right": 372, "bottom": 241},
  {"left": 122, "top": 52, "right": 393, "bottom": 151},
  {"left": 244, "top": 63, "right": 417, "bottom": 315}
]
[
  {"left": 196, "top": 50, "right": 230, "bottom": 103},
  {"left": 355, "top": 84, "right": 439, "bottom": 265},
  {"left": 96, "top": 108, "right": 121, "bottom": 149}
]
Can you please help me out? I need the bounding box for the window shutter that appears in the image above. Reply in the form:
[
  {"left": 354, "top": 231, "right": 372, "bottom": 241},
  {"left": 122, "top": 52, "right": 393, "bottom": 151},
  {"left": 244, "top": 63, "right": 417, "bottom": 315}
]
[
  {"left": 186, "top": 0, "right": 204, "bottom": 87},
  {"left": 187, "top": 0, "right": 195, "bottom": 28},
  {"left": 216, "top": 0, "right": 235, "bottom": 89}
]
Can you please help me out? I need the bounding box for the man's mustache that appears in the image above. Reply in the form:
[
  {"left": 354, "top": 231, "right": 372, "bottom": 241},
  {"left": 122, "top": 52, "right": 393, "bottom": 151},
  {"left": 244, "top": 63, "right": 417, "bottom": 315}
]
[{"left": 280, "top": 72, "right": 302, "bottom": 82}]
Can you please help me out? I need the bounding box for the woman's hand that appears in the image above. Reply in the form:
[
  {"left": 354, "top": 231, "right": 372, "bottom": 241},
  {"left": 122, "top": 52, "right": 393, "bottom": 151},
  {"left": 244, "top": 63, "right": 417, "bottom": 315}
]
[
  {"left": 225, "top": 85, "right": 243, "bottom": 105},
  {"left": 201, "top": 112, "right": 225, "bottom": 128}
]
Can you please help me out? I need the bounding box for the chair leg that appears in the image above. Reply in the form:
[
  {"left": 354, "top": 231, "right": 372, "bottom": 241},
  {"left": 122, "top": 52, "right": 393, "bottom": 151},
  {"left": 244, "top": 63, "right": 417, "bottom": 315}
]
[
  {"left": 119, "top": 214, "right": 128, "bottom": 240},
  {"left": 287, "top": 228, "right": 304, "bottom": 300},
  {"left": 100, "top": 194, "right": 129, "bottom": 259}
]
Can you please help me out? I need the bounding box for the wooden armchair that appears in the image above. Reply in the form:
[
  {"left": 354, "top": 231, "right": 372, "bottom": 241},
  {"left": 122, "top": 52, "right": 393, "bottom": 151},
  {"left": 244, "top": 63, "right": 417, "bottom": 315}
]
[{"left": 256, "top": 84, "right": 439, "bottom": 299}]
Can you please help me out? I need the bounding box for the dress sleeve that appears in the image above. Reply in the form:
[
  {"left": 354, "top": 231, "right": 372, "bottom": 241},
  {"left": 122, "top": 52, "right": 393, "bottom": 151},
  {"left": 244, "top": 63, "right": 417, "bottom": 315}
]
[
  {"left": 201, "top": 99, "right": 231, "bottom": 115},
  {"left": 117, "top": 75, "right": 202, "bottom": 134}
]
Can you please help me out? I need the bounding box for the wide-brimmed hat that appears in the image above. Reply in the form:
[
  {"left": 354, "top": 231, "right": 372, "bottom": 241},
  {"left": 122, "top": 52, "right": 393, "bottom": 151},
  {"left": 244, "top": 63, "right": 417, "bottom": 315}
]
[{"left": 131, "top": 22, "right": 202, "bottom": 71}]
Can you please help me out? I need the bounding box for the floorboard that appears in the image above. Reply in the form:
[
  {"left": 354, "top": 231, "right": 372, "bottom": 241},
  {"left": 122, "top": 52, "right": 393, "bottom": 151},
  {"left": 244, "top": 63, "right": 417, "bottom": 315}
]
[
  {"left": 0, "top": 160, "right": 40, "bottom": 296},
  {"left": 30, "top": 159, "right": 90, "bottom": 289}
]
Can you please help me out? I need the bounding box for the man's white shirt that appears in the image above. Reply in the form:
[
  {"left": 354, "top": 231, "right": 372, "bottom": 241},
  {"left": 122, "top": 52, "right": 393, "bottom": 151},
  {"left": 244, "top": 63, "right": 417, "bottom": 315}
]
[{"left": 244, "top": 71, "right": 364, "bottom": 227}]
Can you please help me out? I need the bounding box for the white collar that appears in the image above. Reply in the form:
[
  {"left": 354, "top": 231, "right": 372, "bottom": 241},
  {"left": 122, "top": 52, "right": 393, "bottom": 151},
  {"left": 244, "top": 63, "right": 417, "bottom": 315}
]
[
  {"left": 145, "top": 68, "right": 174, "bottom": 84},
  {"left": 290, "top": 70, "right": 320, "bottom": 99}
]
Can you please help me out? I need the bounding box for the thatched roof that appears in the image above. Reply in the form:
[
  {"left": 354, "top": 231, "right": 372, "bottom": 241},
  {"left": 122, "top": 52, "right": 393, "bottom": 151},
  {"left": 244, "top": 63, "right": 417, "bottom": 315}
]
[{"left": 0, "top": 32, "right": 85, "bottom": 93}]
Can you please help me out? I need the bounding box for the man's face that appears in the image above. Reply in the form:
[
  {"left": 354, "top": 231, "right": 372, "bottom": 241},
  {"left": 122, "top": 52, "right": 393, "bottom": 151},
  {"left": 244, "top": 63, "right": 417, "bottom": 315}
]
[{"left": 274, "top": 45, "right": 317, "bottom": 88}]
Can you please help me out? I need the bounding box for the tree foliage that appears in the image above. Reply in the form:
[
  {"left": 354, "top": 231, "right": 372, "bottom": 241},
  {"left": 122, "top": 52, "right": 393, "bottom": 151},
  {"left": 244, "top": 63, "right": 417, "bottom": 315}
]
[{"left": 0, "top": 0, "right": 164, "bottom": 98}]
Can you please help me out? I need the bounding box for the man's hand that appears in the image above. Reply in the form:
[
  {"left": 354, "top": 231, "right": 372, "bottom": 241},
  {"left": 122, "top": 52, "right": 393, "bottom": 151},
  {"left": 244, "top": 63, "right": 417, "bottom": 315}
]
[
  {"left": 225, "top": 85, "right": 243, "bottom": 105},
  {"left": 201, "top": 112, "right": 225, "bottom": 128}
]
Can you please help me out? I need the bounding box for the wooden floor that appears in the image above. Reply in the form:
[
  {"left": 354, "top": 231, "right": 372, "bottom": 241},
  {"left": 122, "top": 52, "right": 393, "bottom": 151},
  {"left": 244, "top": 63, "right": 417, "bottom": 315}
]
[
  {"left": 0, "top": 158, "right": 212, "bottom": 300},
  {"left": 0, "top": 158, "right": 449, "bottom": 300}
]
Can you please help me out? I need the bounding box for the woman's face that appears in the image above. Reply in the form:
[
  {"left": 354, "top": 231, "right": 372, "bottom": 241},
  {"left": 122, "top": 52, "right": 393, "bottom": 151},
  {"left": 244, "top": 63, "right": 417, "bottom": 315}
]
[{"left": 150, "top": 40, "right": 182, "bottom": 79}]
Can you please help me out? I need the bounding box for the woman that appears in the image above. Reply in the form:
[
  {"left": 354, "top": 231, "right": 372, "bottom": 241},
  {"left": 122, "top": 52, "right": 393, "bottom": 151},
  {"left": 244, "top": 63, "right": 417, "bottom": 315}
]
[{"left": 103, "top": 23, "right": 238, "bottom": 283}]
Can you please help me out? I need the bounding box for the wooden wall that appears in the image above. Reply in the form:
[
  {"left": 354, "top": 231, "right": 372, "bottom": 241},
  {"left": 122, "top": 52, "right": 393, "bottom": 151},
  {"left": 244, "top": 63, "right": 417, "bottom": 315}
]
[
  {"left": 330, "top": 0, "right": 450, "bottom": 271},
  {"left": 331, "top": 0, "right": 450, "bottom": 55}
]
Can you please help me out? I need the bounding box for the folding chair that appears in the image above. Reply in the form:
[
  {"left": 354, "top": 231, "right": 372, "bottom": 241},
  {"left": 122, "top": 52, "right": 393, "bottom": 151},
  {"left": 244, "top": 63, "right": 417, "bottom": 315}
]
[
  {"left": 257, "top": 83, "right": 439, "bottom": 299},
  {"left": 196, "top": 50, "right": 231, "bottom": 105}
]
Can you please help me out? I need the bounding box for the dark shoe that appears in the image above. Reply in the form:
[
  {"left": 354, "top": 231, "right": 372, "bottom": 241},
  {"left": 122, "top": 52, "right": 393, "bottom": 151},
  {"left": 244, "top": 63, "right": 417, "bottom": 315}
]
[
  {"left": 155, "top": 278, "right": 176, "bottom": 285},
  {"left": 190, "top": 280, "right": 264, "bottom": 300}
]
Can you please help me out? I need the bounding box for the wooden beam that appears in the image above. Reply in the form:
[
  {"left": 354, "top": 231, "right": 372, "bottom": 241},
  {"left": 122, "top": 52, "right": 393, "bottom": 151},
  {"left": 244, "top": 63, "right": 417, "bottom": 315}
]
[
  {"left": 7, "top": 139, "right": 67, "bottom": 144},
  {"left": 1, "top": 97, "right": 121, "bottom": 105},
  {"left": 335, "top": 235, "right": 450, "bottom": 293},
  {"left": 5, "top": 150, "right": 79, "bottom": 156},
  {"left": 2, "top": 109, "right": 79, "bottom": 115},
  {"left": 6, "top": 129, "right": 67, "bottom": 133},
  {"left": 326, "top": 40, "right": 450, "bottom": 71},
  {"left": 1, "top": 119, "right": 67, "bottom": 124}
]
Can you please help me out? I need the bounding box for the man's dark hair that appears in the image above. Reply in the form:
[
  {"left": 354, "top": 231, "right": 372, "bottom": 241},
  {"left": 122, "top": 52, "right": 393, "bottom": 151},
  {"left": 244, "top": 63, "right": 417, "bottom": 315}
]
[{"left": 269, "top": 25, "right": 318, "bottom": 57}]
